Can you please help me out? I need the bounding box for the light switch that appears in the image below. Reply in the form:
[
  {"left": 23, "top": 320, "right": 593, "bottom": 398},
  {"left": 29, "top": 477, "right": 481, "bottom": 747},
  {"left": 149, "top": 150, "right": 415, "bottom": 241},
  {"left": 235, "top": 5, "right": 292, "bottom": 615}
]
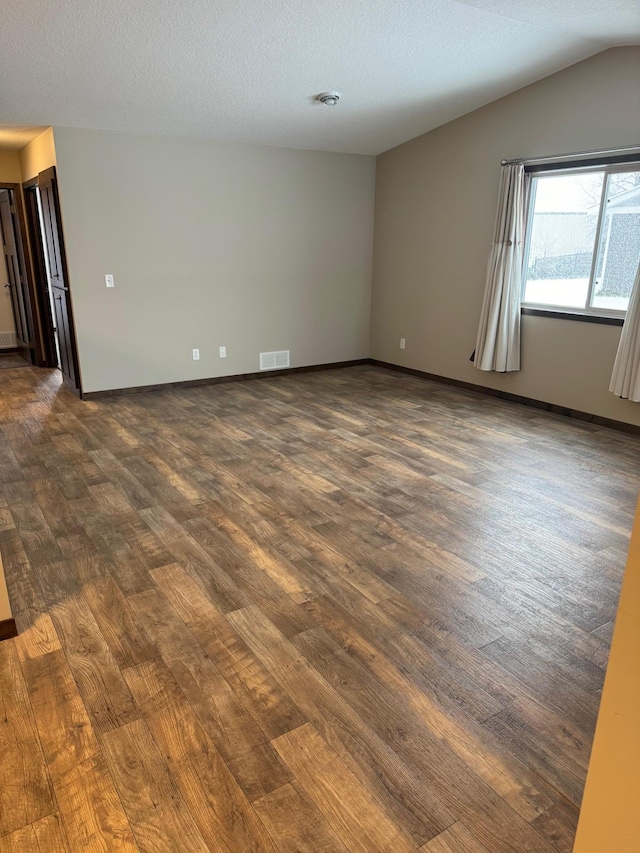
[{"left": 105, "top": 274, "right": 115, "bottom": 288}]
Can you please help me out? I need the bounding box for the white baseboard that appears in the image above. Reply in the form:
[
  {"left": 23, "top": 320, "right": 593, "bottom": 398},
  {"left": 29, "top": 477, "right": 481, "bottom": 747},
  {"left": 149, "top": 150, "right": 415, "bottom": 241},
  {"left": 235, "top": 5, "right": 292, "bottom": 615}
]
[{"left": 0, "top": 331, "right": 17, "bottom": 349}]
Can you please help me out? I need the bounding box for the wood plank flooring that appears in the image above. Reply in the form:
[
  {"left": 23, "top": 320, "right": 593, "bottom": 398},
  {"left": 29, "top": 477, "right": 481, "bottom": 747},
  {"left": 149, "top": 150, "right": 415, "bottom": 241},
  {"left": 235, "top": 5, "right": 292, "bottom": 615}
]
[{"left": 1, "top": 363, "right": 638, "bottom": 852}]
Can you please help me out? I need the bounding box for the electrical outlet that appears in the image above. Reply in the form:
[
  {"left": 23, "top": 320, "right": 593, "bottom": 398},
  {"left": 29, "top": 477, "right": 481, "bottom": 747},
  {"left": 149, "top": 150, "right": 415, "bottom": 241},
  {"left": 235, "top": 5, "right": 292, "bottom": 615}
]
[
  {"left": 105, "top": 274, "right": 114, "bottom": 288},
  {"left": 192, "top": 348, "right": 200, "bottom": 360},
  {"left": 400, "top": 338, "right": 406, "bottom": 350},
  {"left": 219, "top": 346, "right": 226, "bottom": 358}
]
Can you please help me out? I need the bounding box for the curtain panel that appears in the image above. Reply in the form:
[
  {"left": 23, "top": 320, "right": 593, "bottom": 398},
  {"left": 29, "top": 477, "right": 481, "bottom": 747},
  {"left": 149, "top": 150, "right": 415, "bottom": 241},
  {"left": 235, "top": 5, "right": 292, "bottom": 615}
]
[
  {"left": 610, "top": 261, "right": 640, "bottom": 402},
  {"left": 474, "top": 163, "right": 526, "bottom": 372}
]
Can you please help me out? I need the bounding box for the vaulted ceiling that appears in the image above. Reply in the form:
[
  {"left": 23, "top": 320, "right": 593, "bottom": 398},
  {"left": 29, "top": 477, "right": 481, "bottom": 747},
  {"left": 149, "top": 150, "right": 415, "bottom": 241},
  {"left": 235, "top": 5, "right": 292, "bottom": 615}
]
[{"left": 0, "top": 0, "right": 638, "bottom": 155}]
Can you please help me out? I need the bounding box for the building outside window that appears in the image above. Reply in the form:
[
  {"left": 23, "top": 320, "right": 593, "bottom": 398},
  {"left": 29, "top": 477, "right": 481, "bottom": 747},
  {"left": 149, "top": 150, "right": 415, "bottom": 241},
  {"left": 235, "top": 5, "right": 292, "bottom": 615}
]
[{"left": 522, "top": 164, "right": 640, "bottom": 317}]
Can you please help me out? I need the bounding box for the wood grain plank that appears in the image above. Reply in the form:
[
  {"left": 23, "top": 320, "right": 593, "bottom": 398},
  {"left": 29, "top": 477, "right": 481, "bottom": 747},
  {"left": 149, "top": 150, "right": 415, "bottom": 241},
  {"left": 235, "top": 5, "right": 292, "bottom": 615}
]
[
  {"left": 531, "top": 799, "right": 580, "bottom": 853},
  {"left": 302, "top": 593, "right": 504, "bottom": 722},
  {"left": 228, "top": 604, "right": 454, "bottom": 846},
  {"left": 14, "top": 613, "right": 61, "bottom": 661},
  {"left": 21, "top": 649, "right": 137, "bottom": 851},
  {"left": 291, "top": 627, "right": 557, "bottom": 853},
  {"left": 128, "top": 587, "right": 291, "bottom": 801},
  {"left": 301, "top": 596, "right": 556, "bottom": 822},
  {"left": 273, "top": 723, "right": 418, "bottom": 853},
  {"left": 100, "top": 718, "right": 210, "bottom": 853},
  {"left": 124, "top": 658, "right": 279, "bottom": 853},
  {"left": 81, "top": 574, "right": 155, "bottom": 669},
  {"left": 482, "top": 701, "right": 589, "bottom": 807},
  {"left": 421, "top": 822, "right": 491, "bottom": 853},
  {"left": 197, "top": 499, "right": 318, "bottom": 602},
  {"left": 139, "top": 504, "right": 253, "bottom": 612},
  {"left": 150, "top": 562, "right": 306, "bottom": 739},
  {"left": 9, "top": 499, "right": 63, "bottom": 570},
  {"left": 48, "top": 594, "right": 140, "bottom": 734},
  {"left": 29, "top": 814, "right": 69, "bottom": 853},
  {"left": 0, "top": 640, "right": 55, "bottom": 835},
  {"left": 0, "top": 528, "right": 47, "bottom": 633},
  {"left": 252, "top": 781, "right": 350, "bottom": 853}
]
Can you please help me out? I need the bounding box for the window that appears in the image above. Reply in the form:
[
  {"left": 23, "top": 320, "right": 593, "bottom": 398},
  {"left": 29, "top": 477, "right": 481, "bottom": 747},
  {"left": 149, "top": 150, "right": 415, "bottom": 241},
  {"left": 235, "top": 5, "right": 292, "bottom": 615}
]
[{"left": 522, "top": 164, "right": 640, "bottom": 317}]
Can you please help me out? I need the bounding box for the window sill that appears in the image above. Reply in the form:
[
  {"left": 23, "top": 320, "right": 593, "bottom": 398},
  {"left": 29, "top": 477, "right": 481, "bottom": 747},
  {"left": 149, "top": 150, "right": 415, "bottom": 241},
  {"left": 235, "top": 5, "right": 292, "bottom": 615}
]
[{"left": 521, "top": 306, "right": 624, "bottom": 326}]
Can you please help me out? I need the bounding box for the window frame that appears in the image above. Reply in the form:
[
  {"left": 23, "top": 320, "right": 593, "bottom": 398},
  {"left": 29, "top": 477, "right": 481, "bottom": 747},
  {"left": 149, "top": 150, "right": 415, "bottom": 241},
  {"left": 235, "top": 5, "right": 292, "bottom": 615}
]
[{"left": 521, "top": 161, "right": 640, "bottom": 320}]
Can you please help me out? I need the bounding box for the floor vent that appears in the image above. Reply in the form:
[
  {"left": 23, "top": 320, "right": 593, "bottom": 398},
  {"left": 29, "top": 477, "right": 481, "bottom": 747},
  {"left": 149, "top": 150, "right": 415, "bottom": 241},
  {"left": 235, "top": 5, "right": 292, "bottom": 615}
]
[
  {"left": 0, "top": 331, "right": 17, "bottom": 349},
  {"left": 260, "top": 350, "right": 290, "bottom": 371}
]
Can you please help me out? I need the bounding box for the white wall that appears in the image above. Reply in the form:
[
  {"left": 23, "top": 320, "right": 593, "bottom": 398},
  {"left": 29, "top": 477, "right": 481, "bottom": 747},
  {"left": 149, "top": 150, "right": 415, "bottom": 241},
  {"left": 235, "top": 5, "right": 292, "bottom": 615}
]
[
  {"left": 53, "top": 128, "right": 375, "bottom": 393},
  {"left": 371, "top": 47, "right": 640, "bottom": 426}
]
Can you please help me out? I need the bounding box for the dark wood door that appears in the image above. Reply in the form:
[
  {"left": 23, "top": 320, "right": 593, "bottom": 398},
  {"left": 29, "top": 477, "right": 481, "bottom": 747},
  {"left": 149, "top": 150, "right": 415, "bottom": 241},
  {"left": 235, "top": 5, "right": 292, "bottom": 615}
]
[
  {"left": 38, "top": 167, "right": 80, "bottom": 390},
  {"left": 22, "top": 184, "right": 57, "bottom": 368},
  {"left": 0, "top": 188, "right": 35, "bottom": 362}
]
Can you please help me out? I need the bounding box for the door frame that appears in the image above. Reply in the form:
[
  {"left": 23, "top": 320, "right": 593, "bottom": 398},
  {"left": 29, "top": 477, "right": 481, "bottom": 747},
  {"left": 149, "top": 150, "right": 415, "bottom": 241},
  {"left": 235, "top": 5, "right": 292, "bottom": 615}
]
[
  {"left": 35, "top": 166, "right": 82, "bottom": 395},
  {"left": 0, "top": 182, "right": 40, "bottom": 364},
  {"left": 22, "top": 178, "right": 58, "bottom": 369}
]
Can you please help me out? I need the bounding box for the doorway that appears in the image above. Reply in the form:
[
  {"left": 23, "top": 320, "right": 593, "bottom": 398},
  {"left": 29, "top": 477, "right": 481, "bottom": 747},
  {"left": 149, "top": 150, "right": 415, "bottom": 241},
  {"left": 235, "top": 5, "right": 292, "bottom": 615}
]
[
  {"left": 21, "top": 168, "right": 81, "bottom": 394},
  {"left": 22, "top": 180, "right": 58, "bottom": 369},
  {"left": 0, "top": 185, "right": 36, "bottom": 364}
]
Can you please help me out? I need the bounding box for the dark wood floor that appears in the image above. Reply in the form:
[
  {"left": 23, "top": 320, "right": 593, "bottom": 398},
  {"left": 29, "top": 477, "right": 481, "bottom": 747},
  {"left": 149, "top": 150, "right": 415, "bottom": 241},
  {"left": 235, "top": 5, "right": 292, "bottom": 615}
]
[{"left": 1, "top": 364, "right": 638, "bottom": 852}]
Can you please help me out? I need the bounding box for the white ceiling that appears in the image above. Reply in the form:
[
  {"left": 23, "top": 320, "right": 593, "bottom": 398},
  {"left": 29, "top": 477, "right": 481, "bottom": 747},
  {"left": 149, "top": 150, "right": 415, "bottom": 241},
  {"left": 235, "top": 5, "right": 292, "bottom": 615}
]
[{"left": 0, "top": 0, "right": 637, "bottom": 155}]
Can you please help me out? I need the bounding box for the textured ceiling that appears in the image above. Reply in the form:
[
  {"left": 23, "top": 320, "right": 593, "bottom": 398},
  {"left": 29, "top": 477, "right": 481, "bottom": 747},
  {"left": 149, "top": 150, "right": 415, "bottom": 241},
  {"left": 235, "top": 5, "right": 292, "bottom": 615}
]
[
  {"left": 0, "top": 126, "right": 47, "bottom": 150},
  {"left": 0, "top": 0, "right": 637, "bottom": 155}
]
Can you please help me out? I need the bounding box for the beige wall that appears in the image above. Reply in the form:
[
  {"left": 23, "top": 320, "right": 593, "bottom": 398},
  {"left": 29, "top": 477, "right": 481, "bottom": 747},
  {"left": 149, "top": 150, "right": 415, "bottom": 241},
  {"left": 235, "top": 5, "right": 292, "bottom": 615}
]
[
  {"left": 371, "top": 47, "right": 640, "bottom": 426},
  {"left": 0, "top": 553, "right": 11, "bottom": 623},
  {"left": 573, "top": 496, "right": 640, "bottom": 852},
  {"left": 53, "top": 127, "right": 375, "bottom": 393},
  {"left": 19, "top": 127, "right": 56, "bottom": 181},
  {"left": 0, "top": 149, "right": 23, "bottom": 183}
]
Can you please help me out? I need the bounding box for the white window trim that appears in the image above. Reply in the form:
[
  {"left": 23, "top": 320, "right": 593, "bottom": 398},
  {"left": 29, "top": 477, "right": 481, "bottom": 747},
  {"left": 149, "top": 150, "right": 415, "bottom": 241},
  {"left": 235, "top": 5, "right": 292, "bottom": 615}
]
[{"left": 521, "top": 161, "right": 640, "bottom": 320}]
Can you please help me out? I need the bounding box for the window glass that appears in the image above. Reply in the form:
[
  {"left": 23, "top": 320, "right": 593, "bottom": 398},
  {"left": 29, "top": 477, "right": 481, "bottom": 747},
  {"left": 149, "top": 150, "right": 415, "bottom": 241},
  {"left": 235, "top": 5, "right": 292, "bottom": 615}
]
[
  {"left": 522, "top": 165, "right": 640, "bottom": 315},
  {"left": 523, "top": 172, "right": 603, "bottom": 309},
  {"left": 592, "top": 170, "right": 640, "bottom": 312}
]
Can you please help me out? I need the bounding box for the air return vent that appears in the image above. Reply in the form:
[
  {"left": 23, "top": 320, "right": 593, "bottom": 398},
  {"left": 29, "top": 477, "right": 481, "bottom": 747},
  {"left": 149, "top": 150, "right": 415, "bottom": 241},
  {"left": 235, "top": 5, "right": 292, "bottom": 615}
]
[
  {"left": 0, "top": 331, "right": 17, "bottom": 349},
  {"left": 260, "top": 350, "right": 290, "bottom": 371}
]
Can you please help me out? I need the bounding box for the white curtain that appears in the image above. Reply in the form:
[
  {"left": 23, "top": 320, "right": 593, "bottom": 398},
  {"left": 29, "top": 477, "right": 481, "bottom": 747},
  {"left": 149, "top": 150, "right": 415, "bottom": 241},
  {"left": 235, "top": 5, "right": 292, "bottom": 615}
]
[
  {"left": 474, "top": 163, "right": 526, "bottom": 372},
  {"left": 610, "top": 261, "right": 640, "bottom": 402}
]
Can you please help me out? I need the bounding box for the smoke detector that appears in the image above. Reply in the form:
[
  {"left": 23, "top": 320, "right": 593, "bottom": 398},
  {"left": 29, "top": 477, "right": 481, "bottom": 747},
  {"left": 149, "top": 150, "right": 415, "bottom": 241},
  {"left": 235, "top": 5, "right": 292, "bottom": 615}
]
[{"left": 316, "top": 91, "right": 341, "bottom": 106}]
